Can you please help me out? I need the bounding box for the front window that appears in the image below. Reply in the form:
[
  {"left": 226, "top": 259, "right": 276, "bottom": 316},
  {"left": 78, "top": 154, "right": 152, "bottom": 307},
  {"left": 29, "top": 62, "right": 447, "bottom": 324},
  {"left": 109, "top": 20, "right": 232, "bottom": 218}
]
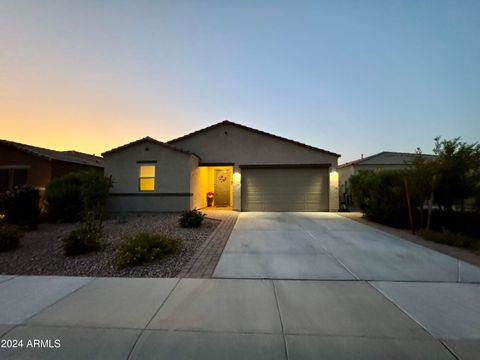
[
  {"left": 0, "top": 168, "right": 28, "bottom": 192},
  {"left": 139, "top": 165, "right": 155, "bottom": 191}
]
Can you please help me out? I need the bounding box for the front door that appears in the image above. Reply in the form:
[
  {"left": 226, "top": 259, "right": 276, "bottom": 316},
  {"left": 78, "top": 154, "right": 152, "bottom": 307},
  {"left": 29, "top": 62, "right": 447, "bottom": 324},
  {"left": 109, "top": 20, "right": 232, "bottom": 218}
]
[{"left": 214, "top": 169, "right": 230, "bottom": 207}]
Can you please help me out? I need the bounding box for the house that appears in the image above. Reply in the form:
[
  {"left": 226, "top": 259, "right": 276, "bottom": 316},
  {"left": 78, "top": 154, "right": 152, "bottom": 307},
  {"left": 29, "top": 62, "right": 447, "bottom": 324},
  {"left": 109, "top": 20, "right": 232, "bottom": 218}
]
[
  {"left": 338, "top": 151, "right": 436, "bottom": 206},
  {"left": 0, "top": 139, "right": 104, "bottom": 193},
  {"left": 102, "top": 120, "right": 340, "bottom": 212}
]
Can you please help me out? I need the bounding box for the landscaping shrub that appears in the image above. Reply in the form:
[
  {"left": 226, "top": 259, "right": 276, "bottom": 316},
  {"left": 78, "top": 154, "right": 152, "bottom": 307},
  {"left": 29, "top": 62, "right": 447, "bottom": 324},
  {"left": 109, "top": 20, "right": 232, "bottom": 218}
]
[
  {"left": 179, "top": 208, "right": 205, "bottom": 228},
  {"left": 63, "top": 227, "right": 103, "bottom": 256},
  {"left": 350, "top": 170, "right": 410, "bottom": 228},
  {"left": 115, "top": 232, "right": 181, "bottom": 268},
  {"left": 424, "top": 210, "right": 480, "bottom": 239},
  {"left": 80, "top": 171, "right": 112, "bottom": 232},
  {"left": 420, "top": 228, "right": 480, "bottom": 251},
  {"left": 45, "top": 171, "right": 112, "bottom": 223},
  {"left": 0, "top": 185, "right": 40, "bottom": 230},
  {"left": 44, "top": 172, "right": 84, "bottom": 222},
  {"left": 0, "top": 225, "right": 23, "bottom": 252}
]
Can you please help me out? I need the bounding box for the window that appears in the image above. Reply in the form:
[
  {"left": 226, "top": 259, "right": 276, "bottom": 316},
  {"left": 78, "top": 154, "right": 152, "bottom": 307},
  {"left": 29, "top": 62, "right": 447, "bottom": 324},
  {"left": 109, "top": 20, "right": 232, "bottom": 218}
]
[
  {"left": 13, "top": 169, "right": 28, "bottom": 187},
  {"left": 0, "top": 168, "right": 28, "bottom": 192},
  {"left": 139, "top": 165, "right": 155, "bottom": 191}
]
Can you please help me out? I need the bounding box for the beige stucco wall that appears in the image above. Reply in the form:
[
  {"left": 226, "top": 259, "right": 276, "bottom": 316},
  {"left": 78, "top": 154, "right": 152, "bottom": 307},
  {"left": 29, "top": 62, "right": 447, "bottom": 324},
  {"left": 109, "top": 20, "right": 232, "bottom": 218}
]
[
  {"left": 171, "top": 123, "right": 340, "bottom": 212},
  {"left": 329, "top": 170, "right": 339, "bottom": 212},
  {"left": 108, "top": 195, "right": 190, "bottom": 212},
  {"left": 338, "top": 165, "right": 355, "bottom": 204},
  {"left": 190, "top": 159, "right": 207, "bottom": 209},
  {"left": 104, "top": 141, "right": 196, "bottom": 212},
  {"left": 232, "top": 166, "right": 242, "bottom": 210},
  {"left": 354, "top": 164, "right": 411, "bottom": 173},
  {"left": 171, "top": 123, "right": 338, "bottom": 166}
]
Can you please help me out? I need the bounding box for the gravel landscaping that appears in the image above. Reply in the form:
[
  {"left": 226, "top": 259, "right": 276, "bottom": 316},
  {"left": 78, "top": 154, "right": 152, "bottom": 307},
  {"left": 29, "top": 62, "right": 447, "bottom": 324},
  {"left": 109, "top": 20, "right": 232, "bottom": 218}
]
[{"left": 0, "top": 213, "right": 219, "bottom": 277}]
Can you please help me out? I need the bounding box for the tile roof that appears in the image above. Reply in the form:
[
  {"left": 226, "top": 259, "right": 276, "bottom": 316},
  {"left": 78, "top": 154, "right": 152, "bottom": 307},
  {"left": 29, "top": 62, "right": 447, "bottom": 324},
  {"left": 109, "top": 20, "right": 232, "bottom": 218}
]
[
  {"left": 168, "top": 120, "right": 340, "bottom": 157},
  {"left": 101, "top": 136, "right": 199, "bottom": 158},
  {"left": 339, "top": 151, "right": 436, "bottom": 168},
  {"left": 0, "top": 139, "right": 103, "bottom": 167}
]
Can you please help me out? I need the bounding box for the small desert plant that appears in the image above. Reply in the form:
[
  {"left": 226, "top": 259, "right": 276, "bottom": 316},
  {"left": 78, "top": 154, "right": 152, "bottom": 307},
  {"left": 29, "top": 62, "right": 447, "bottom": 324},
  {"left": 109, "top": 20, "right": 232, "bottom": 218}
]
[
  {"left": 63, "top": 227, "right": 104, "bottom": 256},
  {"left": 115, "top": 232, "right": 181, "bottom": 268},
  {"left": 179, "top": 208, "right": 205, "bottom": 228},
  {"left": 0, "top": 225, "right": 23, "bottom": 252},
  {"left": 0, "top": 185, "right": 40, "bottom": 230}
]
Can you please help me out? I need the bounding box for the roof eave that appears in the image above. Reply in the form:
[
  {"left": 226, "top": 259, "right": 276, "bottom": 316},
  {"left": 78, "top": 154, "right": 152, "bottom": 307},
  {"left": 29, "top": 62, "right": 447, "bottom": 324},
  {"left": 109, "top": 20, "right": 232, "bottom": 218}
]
[{"left": 101, "top": 137, "right": 200, "bottom": 159}]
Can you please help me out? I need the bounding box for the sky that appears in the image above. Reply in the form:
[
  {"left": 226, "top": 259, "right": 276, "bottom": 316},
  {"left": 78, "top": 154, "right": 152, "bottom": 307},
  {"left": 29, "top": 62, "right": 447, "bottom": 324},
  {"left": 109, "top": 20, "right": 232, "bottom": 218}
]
[{"left": 1, "top": 0, "right": 479, "bottom": 163}]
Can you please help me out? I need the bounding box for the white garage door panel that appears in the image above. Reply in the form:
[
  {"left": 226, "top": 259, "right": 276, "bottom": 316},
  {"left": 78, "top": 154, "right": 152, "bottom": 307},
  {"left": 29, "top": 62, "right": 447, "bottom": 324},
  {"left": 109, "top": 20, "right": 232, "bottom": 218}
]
[{"left": 242, "top": 168, "right": 329, "bottom": 212}]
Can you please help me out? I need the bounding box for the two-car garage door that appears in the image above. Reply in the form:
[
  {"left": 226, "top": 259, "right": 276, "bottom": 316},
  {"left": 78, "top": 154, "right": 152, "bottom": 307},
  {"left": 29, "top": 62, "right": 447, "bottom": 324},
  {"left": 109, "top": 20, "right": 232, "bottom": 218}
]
[{"left": 241, "top": 167, "right": 329, "bottom": 211}]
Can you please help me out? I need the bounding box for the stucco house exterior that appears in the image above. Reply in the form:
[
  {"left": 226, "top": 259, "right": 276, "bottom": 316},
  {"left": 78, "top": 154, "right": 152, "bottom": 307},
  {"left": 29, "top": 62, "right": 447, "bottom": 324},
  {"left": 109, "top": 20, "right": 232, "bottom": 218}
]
[
  {"left": 102, "top": 120, "right": 340, "bottom": 212},
  {"left": 338, "top": 151, "right": 436, "bottom": 206},
  {"left": 0, "top": 139, "right": 103, "bottom": 193}
]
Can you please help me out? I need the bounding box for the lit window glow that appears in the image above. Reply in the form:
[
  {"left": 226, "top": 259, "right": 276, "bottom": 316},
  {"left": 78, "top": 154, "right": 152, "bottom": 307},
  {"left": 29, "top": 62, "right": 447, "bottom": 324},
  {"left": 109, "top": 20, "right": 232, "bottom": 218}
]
[
  {"left": 140, "top": 165, "right": 155, "bottom": 178},
  {"left": 139, "top": 165, "right": 155, "bottom": 191}
]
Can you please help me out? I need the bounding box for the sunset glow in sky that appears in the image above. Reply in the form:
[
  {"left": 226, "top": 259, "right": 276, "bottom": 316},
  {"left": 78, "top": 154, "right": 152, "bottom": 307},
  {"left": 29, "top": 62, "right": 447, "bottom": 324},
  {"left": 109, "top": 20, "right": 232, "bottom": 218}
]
[{"left": 1, "top": 1, "right": 479, "bottom": 162}]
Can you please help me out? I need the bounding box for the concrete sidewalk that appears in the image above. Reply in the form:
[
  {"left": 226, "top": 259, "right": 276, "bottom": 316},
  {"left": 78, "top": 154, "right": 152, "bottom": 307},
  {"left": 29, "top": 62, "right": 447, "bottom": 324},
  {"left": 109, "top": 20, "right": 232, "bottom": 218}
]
[{"left": 1, "top": 275, "right": 479, "bottom": 359}]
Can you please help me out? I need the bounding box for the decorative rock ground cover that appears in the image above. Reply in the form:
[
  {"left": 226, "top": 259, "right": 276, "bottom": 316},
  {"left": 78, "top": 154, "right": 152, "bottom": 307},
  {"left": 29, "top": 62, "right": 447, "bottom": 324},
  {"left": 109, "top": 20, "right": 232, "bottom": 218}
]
[{"left": 0, "top": 213, "right": 219, "bottom": 277}]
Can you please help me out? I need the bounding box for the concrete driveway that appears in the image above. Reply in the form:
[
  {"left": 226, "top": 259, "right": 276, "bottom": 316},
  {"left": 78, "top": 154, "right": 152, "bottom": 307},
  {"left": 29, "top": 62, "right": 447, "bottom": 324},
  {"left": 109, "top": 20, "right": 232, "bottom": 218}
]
[{"left": 213, "top": 212, "right": 480, "bottom": 282}]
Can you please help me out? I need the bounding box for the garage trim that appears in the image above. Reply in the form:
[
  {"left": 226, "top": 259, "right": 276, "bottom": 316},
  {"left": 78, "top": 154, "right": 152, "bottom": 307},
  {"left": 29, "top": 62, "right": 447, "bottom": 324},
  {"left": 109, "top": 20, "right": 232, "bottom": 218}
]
[{"left": 240, "top": 163, "right": 331, "bottom": 169}]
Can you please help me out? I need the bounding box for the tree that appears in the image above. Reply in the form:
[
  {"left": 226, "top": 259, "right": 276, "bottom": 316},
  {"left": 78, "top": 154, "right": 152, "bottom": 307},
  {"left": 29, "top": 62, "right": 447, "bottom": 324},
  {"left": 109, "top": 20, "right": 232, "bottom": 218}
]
[
  {"left": 433, "top": 137, "right": 480, "bottom": 212},
  {"left": 406, "top": 148, "right": 437, "bottom": 229}
]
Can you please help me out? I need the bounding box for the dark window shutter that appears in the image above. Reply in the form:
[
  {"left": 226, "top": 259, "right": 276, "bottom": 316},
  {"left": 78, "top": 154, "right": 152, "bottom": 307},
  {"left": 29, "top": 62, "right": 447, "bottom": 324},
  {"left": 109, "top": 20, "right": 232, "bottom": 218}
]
[{"left": 13, "top": 169, "right": 28, "bottom": 187}]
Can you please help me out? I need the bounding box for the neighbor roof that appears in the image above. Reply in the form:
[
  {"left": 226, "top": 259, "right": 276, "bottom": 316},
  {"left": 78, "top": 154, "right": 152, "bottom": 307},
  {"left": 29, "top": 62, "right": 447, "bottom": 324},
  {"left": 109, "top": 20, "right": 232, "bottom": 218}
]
[
  {"left": 101, "top": 136, "right": 199, "bottom": 158},
  {"left": 339, "top": 151, "right": 436, "bottom": 168},
  {"left": 168, "top": 120, "right": 340, "bottom": 157},
  {"left": 0, "top": 139, "right": 103, "bottom": 167}
]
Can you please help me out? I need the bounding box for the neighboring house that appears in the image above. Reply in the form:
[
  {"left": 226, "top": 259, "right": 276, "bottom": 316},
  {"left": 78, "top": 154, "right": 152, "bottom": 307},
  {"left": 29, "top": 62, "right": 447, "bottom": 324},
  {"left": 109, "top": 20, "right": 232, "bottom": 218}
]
[
  {"left": 338, "top": 151, "right": 436, "bottom": 206},
  {"left": 102, "top": 120, "right": 341, "bottom": 212},
  {"left": 0, "top": 139, "right": 104, "bottom": 193}
]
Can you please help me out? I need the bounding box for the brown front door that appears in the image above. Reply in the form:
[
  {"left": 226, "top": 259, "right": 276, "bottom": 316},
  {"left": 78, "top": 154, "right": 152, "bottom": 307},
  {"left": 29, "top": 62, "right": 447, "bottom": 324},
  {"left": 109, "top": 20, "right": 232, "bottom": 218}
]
[{"left": 214, "top": 169, "right": 230, "bottom": 207}]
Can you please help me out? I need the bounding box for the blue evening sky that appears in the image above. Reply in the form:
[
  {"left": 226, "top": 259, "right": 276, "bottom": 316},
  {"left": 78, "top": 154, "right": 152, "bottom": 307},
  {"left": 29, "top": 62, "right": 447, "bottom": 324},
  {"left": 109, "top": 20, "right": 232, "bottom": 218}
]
[{"left": 1, "top": 0, "right": 479, "bottom": 162}]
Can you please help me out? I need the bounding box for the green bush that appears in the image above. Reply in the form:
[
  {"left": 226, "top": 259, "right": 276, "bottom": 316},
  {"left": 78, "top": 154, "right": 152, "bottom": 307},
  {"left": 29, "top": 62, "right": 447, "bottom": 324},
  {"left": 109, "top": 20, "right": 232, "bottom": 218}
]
[
  {"left": 420, "top": 228, "right": 480, "bottom": 250},
  {"left": 80, "top": 171, "right": 112, "bottom": 233},
  {"left": 179, "top": 208, "right": 205, "bottom": 228},
  {"left": 44, "top": 172, "right": 84, "bottom": 222},
  {"left": 350, "top": 170, "right": 410, "bottom": 228},
  {"left": 57, "top": 171, "right": 112, "bottom": 256},
  {"left": 0, "top": 185, "right": 40, "bottom": 230},
  {"left": 45, "top": 171, "right": 112, "bottom": 223},
  {"left": 115, "top": 232, "right": 181, "bottom": 268},
  {"left": 63, "top": 227, "right": 103, "bottom": 256},
  {"left": 0, "top": 225, "right": 23, "bottom": 252}
]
